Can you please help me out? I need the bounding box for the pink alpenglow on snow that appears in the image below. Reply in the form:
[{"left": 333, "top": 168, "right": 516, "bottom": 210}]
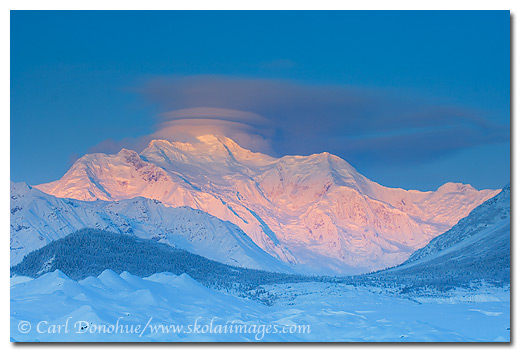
[{"left": 35, "top": 135, "right": 499, "bottom": 275}]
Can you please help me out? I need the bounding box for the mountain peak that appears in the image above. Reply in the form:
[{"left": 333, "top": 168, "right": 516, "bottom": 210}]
[
  {"left": 30, "top": 133, "right": 501, "bottom": 274},
  {"left": 141, "top": 134, "right": 277, "bottom": 167},
  {"left": 145, "top": 139, "right": 173, "bottom": 150},
  {"left": 196, "top": 133, "right": 224, "bottom": 143},
  {"left": 117, "top": 148, "right": 140, "bottom": 157},
  {"left": 436, "top": 182, "right": 476, "bottom": 194},
  {"left": 116, "top": 148, "right": 147, "bottom": 169},
  {"left": 192, "top": 134, "right": 247, "bottom": 154}
]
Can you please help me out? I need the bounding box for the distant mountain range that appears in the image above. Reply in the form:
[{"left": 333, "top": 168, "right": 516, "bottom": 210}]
[
  {"left": 13, "top": 185, "right": 510, "bottom": 291},
  {"left": 29, "top": 134, "right": 499, "bottom": 274}
]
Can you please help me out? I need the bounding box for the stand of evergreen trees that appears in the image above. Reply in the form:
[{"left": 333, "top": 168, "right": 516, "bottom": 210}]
[
  {"left": 10, "top": 229, "right": 323, "bottom": 293},
  {"left": 11, "top": 228, "right": 509, "bottom": 299}
]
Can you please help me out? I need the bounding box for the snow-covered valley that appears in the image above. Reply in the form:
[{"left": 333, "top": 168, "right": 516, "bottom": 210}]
[{"left": 10, "top": 270, "right": 510, "bottom": 342}]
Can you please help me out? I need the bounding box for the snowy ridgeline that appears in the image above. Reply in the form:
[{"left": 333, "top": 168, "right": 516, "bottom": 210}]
[
  {"left": 32, "top": 134, "right": 501, "bottom": 274},
  {"left": 10, "top": 181, "right": 290, "bottom": 273},
  {"left": 11, "top": 184, "right": 511, "bottom": 296}
]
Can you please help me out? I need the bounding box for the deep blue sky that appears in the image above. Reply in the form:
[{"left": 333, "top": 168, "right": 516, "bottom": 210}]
[{"left": 11, "top": 11, "right": 510, "bottom": 191}]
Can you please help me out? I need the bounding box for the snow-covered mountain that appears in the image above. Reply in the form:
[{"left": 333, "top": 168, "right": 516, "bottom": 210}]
[
  {"left": 10, "top": 182, "right": 289, "bottom": 272},
  {"left": 35, "top": 135, "right": 500, "bottom": 274},
  {"left": 382, "top": 184, "right": 510, "bottom": 285}
]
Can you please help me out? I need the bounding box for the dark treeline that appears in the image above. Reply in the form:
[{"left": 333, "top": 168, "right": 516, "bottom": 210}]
[{"left": 10, "top": 229, "right": 328, "bottom": 292}]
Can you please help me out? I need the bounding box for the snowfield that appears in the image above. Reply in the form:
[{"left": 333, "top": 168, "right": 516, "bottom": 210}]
[{"left": 10, "top": 271, "right": 510, "bottom": 342}]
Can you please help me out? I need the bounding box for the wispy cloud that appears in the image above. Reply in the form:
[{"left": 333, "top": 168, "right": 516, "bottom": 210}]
[
  {"left": 92, "top": 75, "right": 509, "bottom": 167},
  {"left": 158, "top": 107, "right": 267, "bottom": 123}
]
